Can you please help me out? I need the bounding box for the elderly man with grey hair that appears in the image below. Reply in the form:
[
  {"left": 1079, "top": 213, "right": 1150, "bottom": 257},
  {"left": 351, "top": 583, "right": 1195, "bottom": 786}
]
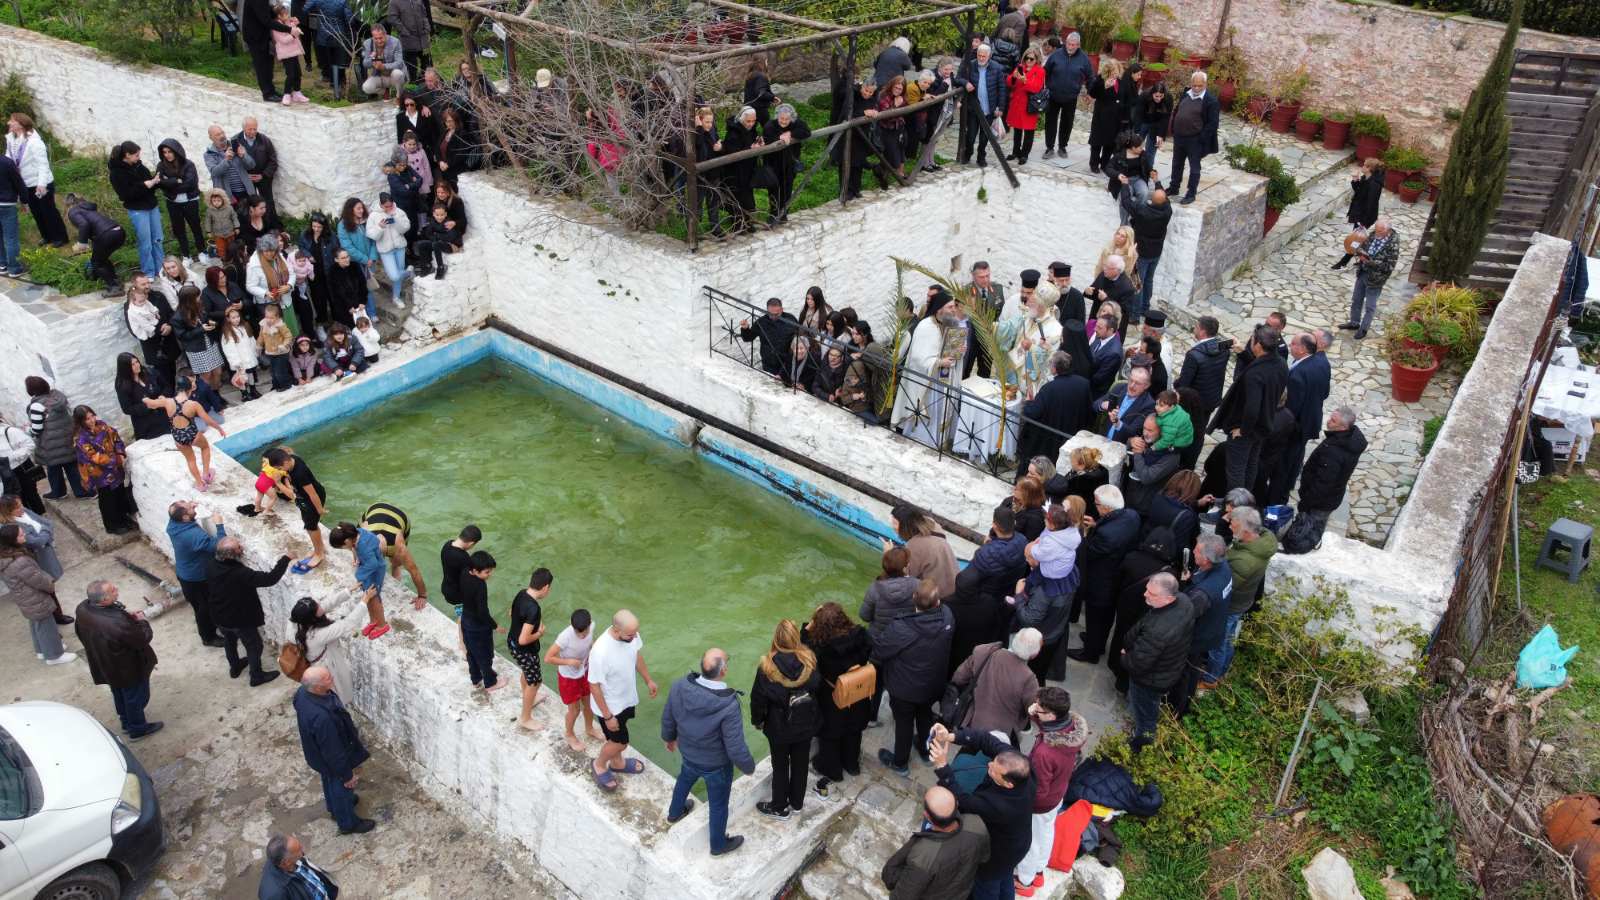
[
  {"left": 1283, "top": 405, "right": 1368, "bottom": 554},
  {"left": 259, "top": 832, "right": 338, "bottom": 899},
  {"left": 1339, "top": 216, "right": 1402, "bottom": 340},
  {"left": 206, "top": 535, "right": 290, "bottom": 686},
  {"left": 661, "top": 647, "right": 755, "bottom": 856},
  {"left": 956, "top": 41, "right": 1007, "bottom": 166},
  {"left": 1207, "top": 506, "right": 1276, "bottom": 687},
  {"left": 950, "top": 628, "right": 1042, "bottom": 736},
  {"left": 874, "top": 35, "right": 915, "bottom": 87},
  {"left": 74, "top": 580, "right": 164, "bottom": 739},
  {"left": 1179, "top": 532, "right": 1233, "bottom": 705},
  {"left": 1120, "top": 571, "right": 1194, "bottom": 750},
  {"left": 294, "top": 665, "right": 375, "bottom": 834},
  {"left": 1166, "top": 69, "right": 1221, "bottom": 205},
  {"left": 361, "top": 23, "right": 407, "bottom": 100},
  {"left": 1042, "top": 31, "right": 1093, "bottom": 159},
  {"left": 1084, "top": 252, "right": 1138, "bottom": 321}
]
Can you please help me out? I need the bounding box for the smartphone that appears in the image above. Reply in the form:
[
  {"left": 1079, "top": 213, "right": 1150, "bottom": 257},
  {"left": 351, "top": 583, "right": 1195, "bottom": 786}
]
[{"left": 1182, "top": 547, "right": 1191, "bottom": 573}]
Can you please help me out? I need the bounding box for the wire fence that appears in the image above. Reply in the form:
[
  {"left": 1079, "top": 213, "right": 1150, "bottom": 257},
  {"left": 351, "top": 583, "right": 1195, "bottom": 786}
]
[{"left": 1385, "top": 0, "right": 1600, "bottom": 38}]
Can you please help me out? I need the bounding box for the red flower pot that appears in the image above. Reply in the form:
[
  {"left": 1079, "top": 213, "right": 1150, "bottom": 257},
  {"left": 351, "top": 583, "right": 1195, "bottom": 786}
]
[
  {"left": 1087, "top": 52, "right": 1100, "bottom": 73},
  {"left": 1138, "top": 36, "right": 1169, "bottom": 62},
  {"left": 1294, "top": 117, "right": 1319, "bottom": 142},
  {"left": 1384, "top": 166, "right": 1417, "bottom": 193},
  {"left": 1111, "top": 40, "right": 1137, "bottom": 61},
  {"left": 1139, "top": 67, "right": 1165, "bottom": 87},
  {"left": 1398, "top": 182, "right": 1424, "bottom": 204},
  {"left": 1264, "top": 206, "right": 1282, "bottom": 235},
  {"left": 1246, "top": 95, "right": 1271, "bottom": 121},
  {"left": 1218, "top": 80, "right": 1237, "bottom": 111},
  {"left": 1181, "top": 54, "right": 1213, "bottom": 70},
  {"left": 1322, "top": 118, "right": 1350, "bottom": 151},
  {"left": 1390, "top": 357, "right": 1439, "bottom": 403},
  {"left": 1354, "top": 134, "right": 1386, "bottom": 164},
  {"left": 1269, "top": 102, "right": 1301, "bottom": 133},
  {"left": 1403, "top": 336, "right": 1449, "bottom": 366}
]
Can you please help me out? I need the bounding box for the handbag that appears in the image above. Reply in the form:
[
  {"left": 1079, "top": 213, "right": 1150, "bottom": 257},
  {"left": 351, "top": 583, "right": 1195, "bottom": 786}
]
[
  {"left": 830, "top": 662, "right": 876, "bottom": 709},
  {"left": 277, "top": 642, "right": 308, "bottom": 682},
  {"left": 939, "top": 643, "right": 998, "bottom": 727},
  {"left": 1027, "top": 82, "right": 1051, "bottom": 116}
]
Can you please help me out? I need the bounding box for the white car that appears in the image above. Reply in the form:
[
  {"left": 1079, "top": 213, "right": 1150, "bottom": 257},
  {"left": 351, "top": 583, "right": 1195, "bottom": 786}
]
[{"left": 0, "top": 701, "right": 165, "bottom": 900}]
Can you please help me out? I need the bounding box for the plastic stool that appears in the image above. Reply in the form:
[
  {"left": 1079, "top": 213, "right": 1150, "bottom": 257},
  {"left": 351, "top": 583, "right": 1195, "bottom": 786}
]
[{"left": 1535, "top": 518, "right": 1593, "bottom": 583}]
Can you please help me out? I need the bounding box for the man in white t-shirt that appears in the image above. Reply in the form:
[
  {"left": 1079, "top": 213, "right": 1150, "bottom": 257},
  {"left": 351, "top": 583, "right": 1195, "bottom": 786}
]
[
  {"left": 545, "top": 607, "right": 604, "bottom": 752},
  {"left": 587, "top": 609, "right": 658, "bottom": 791}
]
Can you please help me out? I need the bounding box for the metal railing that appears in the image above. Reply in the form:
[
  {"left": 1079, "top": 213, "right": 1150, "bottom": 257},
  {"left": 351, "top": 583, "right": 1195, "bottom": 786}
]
[{"left": 704, "top": 285, "right": 1073, "bottom": 483}]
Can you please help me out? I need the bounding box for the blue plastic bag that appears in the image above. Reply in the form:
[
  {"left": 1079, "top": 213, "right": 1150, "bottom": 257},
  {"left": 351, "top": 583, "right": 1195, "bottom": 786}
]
[{"left": 1516, "top": 625, "right": 1579, "bottom": 689}]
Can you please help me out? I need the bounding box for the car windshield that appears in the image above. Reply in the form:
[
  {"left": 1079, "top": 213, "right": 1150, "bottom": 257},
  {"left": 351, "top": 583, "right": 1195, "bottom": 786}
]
[{"left": 0, "top": 726, "right": 33, "bottom": 820}]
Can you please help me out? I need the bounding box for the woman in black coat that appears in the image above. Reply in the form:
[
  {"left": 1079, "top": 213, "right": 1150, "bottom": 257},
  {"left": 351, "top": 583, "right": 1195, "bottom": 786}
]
[
  {"left": 1086, "top": 59, "right": 1130, "bottom": 173},
  {"left": 802, "top": 602, "right": 873, "bottom": 795},
  {"left": 835, "top": 81, "right": 884, "bottom": 201},
  {"left": 326, "top": 246, "right": 368, "bottom": 330},
  {"left": 1106, "top": 526, "right": 1178, "bottom": 692},
  {"left": 200, "top": 265, "right": 247, "bottom": 328},
  {"left": 154, "top": 139, "right": 206, "bottom": 263},
  {"left": 761, "top": 104, "right": 812, "bottom": 224},
  {"left": 395, "top": 92, "right": 440, "bottom": 164},
  {"left": 121, "top": 279, "right": 181, "bottom": 387},
  {"left": 1333, "top": 157, "right": 1385, "bottom": 269},
  {"left": 113, "top": 352, "right": 171, "bottom": 441},
  {"left": 721, "top": 107, "right": 764, "bottom": 234},
  {"left": 1133, "top": 82, "right": 1173, "bottom": 160},
  {"left": 751, "top": 619, "right": 823, "bottom": 817},
  {"left": 743, "top": 56, "right": 777, "bottom": 126},
  {"left": 1142, "top": 470, "right": 1201, "bottom": 558}
]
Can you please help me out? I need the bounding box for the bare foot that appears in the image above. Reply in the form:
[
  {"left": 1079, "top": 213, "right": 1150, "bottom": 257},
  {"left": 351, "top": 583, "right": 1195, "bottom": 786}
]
[
  {"left": 586, "top": 727, "right": 604, "bottom": 740},
  {"left": 306, "top": 555, "right": 324, "bottom": 569},
  {"left": 485, "top": 680, "right": 510, "bottom": 693},
  {"left": 564, "top": 732, "right": 585, "bottom": 751},
  {"left": 516, "top": 718, "right": 540, "bottom": 732}
]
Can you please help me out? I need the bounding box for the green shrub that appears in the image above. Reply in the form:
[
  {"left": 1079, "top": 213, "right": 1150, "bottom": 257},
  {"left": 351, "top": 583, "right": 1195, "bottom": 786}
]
[
  {"left": 1112, "top": 23, "right": 1141, "bottom": 43},
  {"left": 1224, "top": 142, "right": 1301, "bottom": 210},
  {"left": 1299, "top": 109, "right": 1324, "bottom": 124},
  {"left": 806, "top": 92, "right": 833, "bottom": 113},
  {"left": 0, "top": 71, "right": 39, "bottom": 126},
  {"left": 1351, "top": 112, "right": 1391, "bottom": 140},
  {"left": 1383, "top": 144, "right": 1430, "bottom": 171},
  {"left": 1421, "top": 414, "right": 1445, "bottom": 455}
]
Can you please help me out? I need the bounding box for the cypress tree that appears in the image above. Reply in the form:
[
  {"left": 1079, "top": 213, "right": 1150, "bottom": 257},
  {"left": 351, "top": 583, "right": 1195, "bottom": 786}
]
[{"left": 1428, "top": 0, "right": 1521, "bottom": 285}]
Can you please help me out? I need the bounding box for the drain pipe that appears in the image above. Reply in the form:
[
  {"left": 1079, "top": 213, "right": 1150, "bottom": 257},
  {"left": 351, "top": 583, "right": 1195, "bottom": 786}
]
[{"left": 484, "top": 318, "right": 987, "bottom": 546}]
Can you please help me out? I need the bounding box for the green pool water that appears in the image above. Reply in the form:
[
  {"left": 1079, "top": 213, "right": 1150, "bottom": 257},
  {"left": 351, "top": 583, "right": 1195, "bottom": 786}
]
[{"left": 244, "top": 358, "right": 881, "bottom": 773}]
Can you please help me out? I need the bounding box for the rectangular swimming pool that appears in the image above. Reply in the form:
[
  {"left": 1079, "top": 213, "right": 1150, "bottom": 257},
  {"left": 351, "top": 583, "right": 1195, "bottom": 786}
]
[{"left": 237, "top": 349, "right": 882, "bottom": 773}]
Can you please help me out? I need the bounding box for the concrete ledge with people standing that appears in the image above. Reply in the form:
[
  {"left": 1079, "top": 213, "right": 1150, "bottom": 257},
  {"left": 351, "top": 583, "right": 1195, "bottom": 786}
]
[{"left": 0, "top": 23, "right": 390, "bottom": 217}]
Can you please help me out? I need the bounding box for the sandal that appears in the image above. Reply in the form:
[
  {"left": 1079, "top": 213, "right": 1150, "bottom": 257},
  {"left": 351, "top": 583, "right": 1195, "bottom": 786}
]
[
  {"left": 592, "top": 767, "right": 619, "bottom": 791},
  {"left": 290, "top": 557, "right": 315, "bottom": 575},
  {"left": 366, "top": 623, "right": 390, "bottom": 639},
  {"left": 609, "top": 758, "right": 646, "bottom": 775},
  {"left": 361, "top": 622, "right": 377, "bottom": 637}
]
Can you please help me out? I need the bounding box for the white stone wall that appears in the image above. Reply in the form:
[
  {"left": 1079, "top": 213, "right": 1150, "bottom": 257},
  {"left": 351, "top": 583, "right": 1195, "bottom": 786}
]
[
  {"left": 0, "top": 25, "right": 390, "bottom": 217},
  {"left": 0, "top": 290, "right": 140, "bottom": 433}
]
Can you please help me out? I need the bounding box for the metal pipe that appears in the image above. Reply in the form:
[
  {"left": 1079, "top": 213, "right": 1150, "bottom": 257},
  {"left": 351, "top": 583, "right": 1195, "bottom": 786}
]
[{"left": 704, "top": 0, "right": 839, "bottom": 31}]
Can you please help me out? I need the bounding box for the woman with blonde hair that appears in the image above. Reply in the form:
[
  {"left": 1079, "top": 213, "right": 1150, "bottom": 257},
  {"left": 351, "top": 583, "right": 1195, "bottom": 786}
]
[
  {"left": 1097, "top": 225, "right": 1140, "bottom": 287},
  {"left": 1086, "top": 57, "right": 1129, "bottom": 173},
  {"left": 751, "top": 618, "right": 821, "bottom": 820},
  {"left": 1048, "top": 445, "right": 1109, "bottom": 510}
]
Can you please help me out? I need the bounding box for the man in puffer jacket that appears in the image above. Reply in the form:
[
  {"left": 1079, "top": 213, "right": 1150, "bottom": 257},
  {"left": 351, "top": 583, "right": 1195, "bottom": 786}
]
[
  {"left": 873, "top": 579, "right": 954, "bottom": 775},
  {"left": 661, "top": 648, "right": 755, "bottom": 857},
  {"left": 1119, "top": 572, "right": 1194, "bottom": 750}
]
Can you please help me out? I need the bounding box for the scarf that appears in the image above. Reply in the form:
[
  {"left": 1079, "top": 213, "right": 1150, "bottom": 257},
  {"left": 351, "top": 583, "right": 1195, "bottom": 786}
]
[
  {"left": 126, "top": 297, "right": 162, "bottom": 340},
  {"left": 259, "top": 251, "right": 288, "bottom": 294}
]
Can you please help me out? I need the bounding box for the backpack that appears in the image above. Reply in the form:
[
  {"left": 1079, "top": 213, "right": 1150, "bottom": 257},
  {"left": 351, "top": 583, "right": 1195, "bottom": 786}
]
[
  {"left": 780, "top": 683, "right": 820, "bottom": 735},
  {"left": 277, "top": 642, "right": 308, "bottom": 682},
  {"left": 939, "top": 644, "right": 998, "bottom": 728},
  {"left": 831, "top": 662, "right": 876, "bottom": 710}
]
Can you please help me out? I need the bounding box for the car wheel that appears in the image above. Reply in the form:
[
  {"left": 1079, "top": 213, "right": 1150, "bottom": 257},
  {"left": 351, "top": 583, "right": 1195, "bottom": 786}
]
[{"left": 34, "top": 862, "right": 122, "bottom": 900}]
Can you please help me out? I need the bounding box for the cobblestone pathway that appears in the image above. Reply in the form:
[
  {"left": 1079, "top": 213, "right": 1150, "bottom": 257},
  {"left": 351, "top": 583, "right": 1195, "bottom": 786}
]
[{"left": 1165, "top": 194, "right": 1443, "bottom": 545}]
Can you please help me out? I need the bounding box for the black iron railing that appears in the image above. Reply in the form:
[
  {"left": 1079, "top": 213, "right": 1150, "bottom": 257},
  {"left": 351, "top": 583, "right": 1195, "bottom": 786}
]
[{"left": 704, "top": 285, "right": 1073, "bottom": 483}]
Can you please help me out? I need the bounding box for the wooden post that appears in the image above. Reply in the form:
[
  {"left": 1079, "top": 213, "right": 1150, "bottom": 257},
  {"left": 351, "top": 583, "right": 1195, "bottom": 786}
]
[
  {"left": 839, "top": 34, "right": 857, "bottom": 205},
  {"left": 682, "top": 63, "right": 701, "bottom": 252},
  {"left": 462, "top": 13, "right": 481, "bottom": 61}
]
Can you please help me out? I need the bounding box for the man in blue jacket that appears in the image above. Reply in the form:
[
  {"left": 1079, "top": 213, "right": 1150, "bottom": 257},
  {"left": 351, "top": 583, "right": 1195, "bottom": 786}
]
[
  {"left": 0, "top": 152, "right": 26, "bottom": 279},
  {"left": 661, "top": 648, "right": 755, "bottom": 856},
  {"left": 1041, "top": 32, "right": 1094, "bottom": 161},
  {"left": 165, "top": 500, "right": 226, "bottom": 648},
  {"left": 294, "top": 666, "right": 375, "bottom": 835},
  {"left": 1277, "top": 332, "right": 1331, "bottom": 505},
  {"left": 954, "top": 43, "right": 1008, "bottom": 167}
]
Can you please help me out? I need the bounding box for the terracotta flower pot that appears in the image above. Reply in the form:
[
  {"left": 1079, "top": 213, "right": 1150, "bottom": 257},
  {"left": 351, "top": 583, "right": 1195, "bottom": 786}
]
[
  {"left": 1322, "top": 118, "right": 1350, "bottom": 151},
  {"left": 1390, "top": 357, "right": 1439, "bottom": 403},
  {"left": 1140, "top": 67, "right": 1165, "bottom": 87},
  {"left": 1111, "top": 40, "right": 1137, "bottom": 61},
  {"left": 1403, "top": 336, "right": 1448, "bottom": 366},
  {"left": 1087, "top": 52, "right": 1100, "bottom": 73},
  {"left": 1384, "top": 166, "right": 1417, "bottom": 193},
  {"left": 1246, "top": 95, "right": 1271, "bottom": 121},
  {"left": 1218, "top": 80, "right": 1237, "bottom": 111},
  {"left": 1264, "top": 206, "right": 1282, "bottom": 235},
  {"left": 1269, "top": 102, "right": 1301, "bottom": 133},
  {"left": 1354, "top": 134, "right": 1386, "bottom": 164},
  {"left": 1294, "top": 117, "right": 1319, "bottom": 142},
  {"left": 1138, "top": 36, "right": 1168, "bottom": 62},
  {"left": 1181, "top": 54, "right": 1213, "bottom": 70},
  {"left": 1398, "top": 181, "right": 1424, "bottom": 204}
]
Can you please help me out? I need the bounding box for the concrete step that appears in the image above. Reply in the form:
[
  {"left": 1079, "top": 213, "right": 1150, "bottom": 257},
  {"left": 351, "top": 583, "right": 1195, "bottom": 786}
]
[{"left": 45, "top": 493, "right": 140, "bottom": 554}]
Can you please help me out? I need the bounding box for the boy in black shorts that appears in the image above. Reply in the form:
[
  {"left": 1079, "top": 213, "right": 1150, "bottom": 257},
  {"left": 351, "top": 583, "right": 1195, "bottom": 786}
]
[
  {"left": 266, "top": 447, "right": 327, "bottom": 573},
  {"left": 508, "top": 567, "right": 552, "bottom": 731}
]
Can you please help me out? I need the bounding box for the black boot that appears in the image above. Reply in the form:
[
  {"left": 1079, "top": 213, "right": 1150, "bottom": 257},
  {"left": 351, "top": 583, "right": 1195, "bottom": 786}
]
[{"left": 434, "top": 263, "right": 447, "bottom": 280}]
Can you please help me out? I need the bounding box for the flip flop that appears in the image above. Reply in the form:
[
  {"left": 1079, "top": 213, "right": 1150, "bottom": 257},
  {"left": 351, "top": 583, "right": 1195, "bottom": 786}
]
[
  {"left": 290, "top": 557, "right": 315, "bottom": 575},
  {"left": 609, "top": 758, "right": 646, "bottom": 775},
  {"left": 592, "top": 767, "right": 619, "bottom": 791},
  {"left": 367, "top": 623, "right": 390, "bottom": 640}
]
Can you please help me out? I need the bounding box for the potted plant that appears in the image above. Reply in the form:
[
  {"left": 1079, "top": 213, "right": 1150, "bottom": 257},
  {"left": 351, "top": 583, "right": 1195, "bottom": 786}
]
[
  {"left": 1269, "top": 67, "right": 1310, "bottom": 133},
  {"left": 1210, "top": 43, "right": 1247, "bottom": 111},
  {"left": 1351, "top": 113, "right": 1390, "bottom": 163},
  {"left": 1139, "top": 33, "right": 1169, "bottom": 62},
  {"left": 1388, "top": 343, "right": 1440, "bottom": 403},
  {"left": 1400, "top": 316, "right": 1463, "bottom": 364},
  {"left": 1240, "top": 86, "right": 1272, "bottom": 123},
  {"left": 1403, "top": 283, "right": 1482, "bottom": 363},
  {"left": 1181, "top": 50, "right": 1214, "bottom": 69},
  {"left": 1066, "top": 0, "right": 1121, "bottom": 59},
  {"left": 1111, "top": 23, "right": 1141, "bottom": 61},
  {"left": 1381, "top": 144, "right": 1429, "bottom": 192},
  {"left": 1032, "top": 1, "right": 1055, "bottom": 36},
  {"left": 1226, "top": 142, "right": 1302, "bottom": 233},
  {"left": 1322, "top": 111, "right": 1352, "bottom": 151},
  {"left": 1141, "top": 61, "right": 1167, "bottom": 87},
  {"left": 1295, "top": 109, "right": 1323, "bottom": 142},
  {"left": 1398, "top": 177, "right": 1425, "bottom": 204}
]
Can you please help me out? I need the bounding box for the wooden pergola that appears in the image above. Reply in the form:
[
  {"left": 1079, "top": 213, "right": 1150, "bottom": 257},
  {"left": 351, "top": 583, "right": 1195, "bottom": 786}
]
[{"left": 447, "top": 0, "right": 1014, "bottom": 249}]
